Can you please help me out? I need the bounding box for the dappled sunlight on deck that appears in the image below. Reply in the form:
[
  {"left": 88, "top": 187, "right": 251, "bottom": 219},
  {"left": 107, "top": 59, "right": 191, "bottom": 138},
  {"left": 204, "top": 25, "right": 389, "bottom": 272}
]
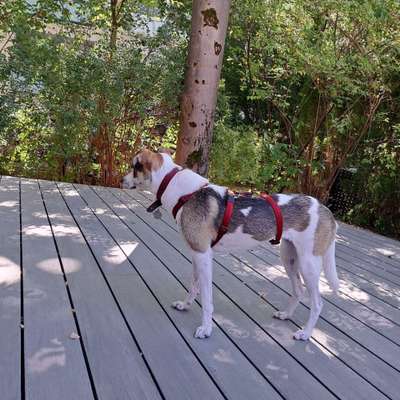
[
  {"left": 1, "top": 176, "right": 400, "bottom": 400},
  {"left": 0, "top": 256, "right": 20, "bottom": 286}
]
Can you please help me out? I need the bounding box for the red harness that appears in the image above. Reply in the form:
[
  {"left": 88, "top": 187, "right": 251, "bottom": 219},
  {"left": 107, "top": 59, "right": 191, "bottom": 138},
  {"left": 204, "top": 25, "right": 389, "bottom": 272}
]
[
  {"left": 146, "top": 167, "right": 181, "bottom": 213},
  {"left": 260, "top": 193, "right": 284, "bottom": 245},
  {"left": 146, "top": 168, "right": 283, "bottom": 247}
]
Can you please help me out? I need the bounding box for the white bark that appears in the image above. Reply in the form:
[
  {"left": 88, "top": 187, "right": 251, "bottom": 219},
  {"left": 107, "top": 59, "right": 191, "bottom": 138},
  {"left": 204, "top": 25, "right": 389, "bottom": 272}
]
[{"left": 175, "top": 0, "right": 231, "bottom": 175}]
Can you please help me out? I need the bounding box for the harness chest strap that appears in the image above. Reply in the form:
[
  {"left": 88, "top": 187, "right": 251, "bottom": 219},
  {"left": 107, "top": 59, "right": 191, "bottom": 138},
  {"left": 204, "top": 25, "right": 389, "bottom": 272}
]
[{"left": 146, "top": 167, "right": 181, "bottom": 212}]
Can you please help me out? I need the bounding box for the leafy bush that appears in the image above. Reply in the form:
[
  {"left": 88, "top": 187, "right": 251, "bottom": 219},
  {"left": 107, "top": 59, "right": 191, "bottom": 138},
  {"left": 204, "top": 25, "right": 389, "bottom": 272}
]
[
  {"left": 209, "top": 123, "right": 260, "bottom": 187},
  {"left": 210, "top": 122, "right": 303, "bottom": 192}
]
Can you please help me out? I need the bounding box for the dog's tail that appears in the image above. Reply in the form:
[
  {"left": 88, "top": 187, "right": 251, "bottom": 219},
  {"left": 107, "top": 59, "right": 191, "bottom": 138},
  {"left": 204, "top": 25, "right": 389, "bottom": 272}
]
[{"left": 323, "top": 239, "right": 340, "bottom": 293}]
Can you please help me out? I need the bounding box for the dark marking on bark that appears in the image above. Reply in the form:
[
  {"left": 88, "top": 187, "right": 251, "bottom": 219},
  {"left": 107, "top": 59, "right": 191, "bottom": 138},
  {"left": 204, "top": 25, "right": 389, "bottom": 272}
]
[
  {"left": 195, "top": 79, "right": 199, "bottom": 84},
  {"left": 193, "top": 62, "right": 197, "bottom": 66},
  {"left": 215, "top": 65, "right": 218, "bottom": 69},
  {"left": 214, "top": 41, "right": 222, "bottom": 55},
  {"left": 189, "top": 121, "right": 197, "bottom": 128},
  {"left": 202, "top": 80, "right": 205, "bottom": 84},
  {"left": 201, "top": 8, "right": 219, "bottom": 29}
]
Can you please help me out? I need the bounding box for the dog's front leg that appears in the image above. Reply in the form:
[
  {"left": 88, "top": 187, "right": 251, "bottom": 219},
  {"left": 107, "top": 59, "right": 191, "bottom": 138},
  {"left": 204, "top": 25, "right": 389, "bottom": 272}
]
[
  {"left": 193, "top": 248, "right": 213, "bottom": 339},
  {"left": 172, "top": 264, "right": 199, "bottom": 311}
]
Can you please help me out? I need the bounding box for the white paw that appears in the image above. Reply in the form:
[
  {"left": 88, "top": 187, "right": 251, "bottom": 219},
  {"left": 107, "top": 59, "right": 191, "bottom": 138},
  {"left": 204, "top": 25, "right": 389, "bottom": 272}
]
[
  {"left": 194, "top": 325, "right": 212, "bottom": 339},
  {"left": 293, "top": 329, "right": 311, "bottom": 341},
  {"left": 273, "top": 311, "right": 289, "bottom": 320},
  {"left": 171, "top": 301, "right": 189, "bottom": 311}
]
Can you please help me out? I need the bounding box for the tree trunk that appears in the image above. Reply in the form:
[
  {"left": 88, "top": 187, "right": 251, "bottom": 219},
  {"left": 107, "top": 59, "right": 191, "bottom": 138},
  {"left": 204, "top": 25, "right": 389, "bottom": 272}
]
[{"left": 175, "top": 0, "right": 231, "bottom": 176}]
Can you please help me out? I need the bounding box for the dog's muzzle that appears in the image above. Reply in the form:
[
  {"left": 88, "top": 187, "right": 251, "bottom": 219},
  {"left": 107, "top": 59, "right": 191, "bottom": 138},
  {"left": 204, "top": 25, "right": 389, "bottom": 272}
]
[{"left": 120, "top": 178, "right": 136, "bottom": 189}]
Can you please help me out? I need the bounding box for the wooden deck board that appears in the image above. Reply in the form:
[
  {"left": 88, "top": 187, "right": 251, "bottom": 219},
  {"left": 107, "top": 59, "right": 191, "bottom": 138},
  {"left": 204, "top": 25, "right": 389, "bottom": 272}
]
[
  {"left": 20, "top": 179, "right": 93, "bottom": 400},
  {"left": 59, "top": 182, "right": 225, "bottom": 400},
  {"left": 114, "top": 187, "right": 397, "bottom": 400},
  {"left": 0, "top": 176, "right": 21, "bottom": 400},
  {"left": 2, "top": 177, "right": 400, "bottom": 400},
  {"left": 81, "top": 184, "right": 283, "bottom": 400},
  {"left": 39, "top": 180, "right": 162, "bottom": 400},
  {"left": 254, "top": 246, "right": 400, "bottom": 344},
  {"left": 101, "top": 186, "right": 341, "bottom": 400}
]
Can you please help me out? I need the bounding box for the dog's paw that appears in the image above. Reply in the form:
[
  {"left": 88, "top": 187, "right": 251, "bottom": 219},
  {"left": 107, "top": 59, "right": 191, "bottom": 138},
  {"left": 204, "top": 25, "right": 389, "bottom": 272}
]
[
  {"left": 171, "top": 300, "right": 189, "bottom": 311},
  {"left": 194, "top": 325, "right": 212, "bottom": 339},
  {"left": 293, "top": 329, "right": 311, "bottom": 341},
  {"left": 273, "top": 311, "right": 289, "bottom": 320}
]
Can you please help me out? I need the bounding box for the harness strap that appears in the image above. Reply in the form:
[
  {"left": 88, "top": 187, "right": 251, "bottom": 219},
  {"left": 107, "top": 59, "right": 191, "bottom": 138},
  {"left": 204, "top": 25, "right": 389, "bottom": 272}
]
[
  {"left": 172, "top": 190, "right": 235, "bottom": 248},
  {"left": 211, "top": 193, "right": 235, "bottom": 248},
  {"left": 172, "top": 191, "right": 196, "bottom": 219},
  {"left": 147, "top": 167, "right": 181, "bottom": 213},
  {"left": 260, "top": 193, "right": 283, "bottom": 245}
]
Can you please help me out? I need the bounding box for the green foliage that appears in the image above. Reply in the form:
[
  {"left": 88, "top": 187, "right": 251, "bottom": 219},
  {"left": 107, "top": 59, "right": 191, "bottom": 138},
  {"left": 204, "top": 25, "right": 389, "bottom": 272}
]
[
  {"left": 210, "top": 123, "right": 260, "bottom": 187},
  {"left": 343, "top": 125, "right": 400, "bottom": 238},
  {"left": 0, "top": 0, "right": 185, "bottom": 182},
  {"left": 210, "top": 122, "right": 302, "bottom": 193},
  {"left": 0, "top": 0, "right": 399, "bottom": 237},
  {"left": 215, "top": 0, "right": 400, "bottom": 237}
]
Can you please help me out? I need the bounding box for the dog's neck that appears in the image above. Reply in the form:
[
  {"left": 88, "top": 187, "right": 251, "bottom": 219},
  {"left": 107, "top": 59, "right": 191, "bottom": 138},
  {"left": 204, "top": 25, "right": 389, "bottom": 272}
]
[{"left": 150, "top": 154, "right": 209, "bottom": 215}]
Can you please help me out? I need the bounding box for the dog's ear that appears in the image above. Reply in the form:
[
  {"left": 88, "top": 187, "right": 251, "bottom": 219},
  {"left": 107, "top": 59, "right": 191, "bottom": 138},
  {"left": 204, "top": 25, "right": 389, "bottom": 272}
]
[
  {"left": 141, "top": 149, "right": 163, "bottom": 172},
  {"left": 158, "top": 147, "right": 175, "bottom": 157}
]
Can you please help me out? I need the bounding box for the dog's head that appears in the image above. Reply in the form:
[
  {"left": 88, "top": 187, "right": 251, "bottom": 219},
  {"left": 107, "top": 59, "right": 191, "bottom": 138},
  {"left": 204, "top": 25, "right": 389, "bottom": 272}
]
[{"left": 121, "top": 148, "right": 173, "bottom": 189}]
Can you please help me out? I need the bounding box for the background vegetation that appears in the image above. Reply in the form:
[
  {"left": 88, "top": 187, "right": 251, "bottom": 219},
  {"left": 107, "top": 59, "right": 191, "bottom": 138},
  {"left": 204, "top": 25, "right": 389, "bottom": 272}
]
[{"left": 1, "top": 0, "right": 399, "bottom": 238}]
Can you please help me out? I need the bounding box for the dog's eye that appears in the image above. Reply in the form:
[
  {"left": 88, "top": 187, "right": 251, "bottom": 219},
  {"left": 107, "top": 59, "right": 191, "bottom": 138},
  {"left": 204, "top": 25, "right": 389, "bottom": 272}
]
[
  {"left": 133, "top": 160, "right": 144, "bottom": 177},
  {"left": 134, "top": 161, "right": 143, "bottom": 171}
]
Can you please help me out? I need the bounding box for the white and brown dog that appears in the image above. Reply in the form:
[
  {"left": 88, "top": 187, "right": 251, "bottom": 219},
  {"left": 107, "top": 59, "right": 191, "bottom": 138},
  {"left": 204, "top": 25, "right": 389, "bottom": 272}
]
[{"left": 122, "top": 149, "right": 339, "bottom": 340}]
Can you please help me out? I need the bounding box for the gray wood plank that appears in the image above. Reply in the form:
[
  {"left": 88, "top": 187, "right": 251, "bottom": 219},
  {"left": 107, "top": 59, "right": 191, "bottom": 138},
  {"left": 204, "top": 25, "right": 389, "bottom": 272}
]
[
  {"left": 338, "top": 232, "right": 400, "bottom": 266},
  {"left": 117, "top": 187, "right": 398, "bottom": 400},
  {"left": 0, "top": 176, "right": 21, "bottom": 400},
  {"left": 58, "top": 182, "right": 224, "bottom": 400},
  {"left": 77, "top": 184, "right": 283, "bottom": 400},
  {"left": 20, "top": 179, "right": 94, "bottom": 400},
  {"left": 338, "top": 222, "right": 400, "bottom": 259},
  {"left": 260, "top": 244, "right": 400, "bottom": 325},
  {"left": 38, "top": 181, "right": 162, "bottom": 400},
  {"left": 222, "top": 250, "right": 400, "bottom": 397},
  {"left": 106, "top": 187, "right": 389, "bottom": 400},
  {"left": 335, "top": 253, "right": 400, "bottom": 300},
  {"left": 336, "top": 246, "right": 400, "bottom": 286},
  {"left": 251, "top": 246, "right": 400, "bottom": 346},
  {"left": 337, "top": 241, "right": 400, "bottom": 276},
  {"left": 128, "top": 189, "right": 400, "bottom": 316}
]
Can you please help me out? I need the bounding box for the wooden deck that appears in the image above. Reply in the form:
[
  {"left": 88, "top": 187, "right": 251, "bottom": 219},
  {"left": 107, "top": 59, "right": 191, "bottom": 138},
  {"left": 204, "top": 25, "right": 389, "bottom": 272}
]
[{"left": 1, "top": 176, "right": 400, "bottom": 400}]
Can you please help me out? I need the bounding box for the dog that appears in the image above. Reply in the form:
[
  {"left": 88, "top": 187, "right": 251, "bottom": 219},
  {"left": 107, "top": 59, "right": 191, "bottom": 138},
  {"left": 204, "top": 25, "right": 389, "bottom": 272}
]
[{"left": 122, "top": 149, "right": 339, "bottom": 340}]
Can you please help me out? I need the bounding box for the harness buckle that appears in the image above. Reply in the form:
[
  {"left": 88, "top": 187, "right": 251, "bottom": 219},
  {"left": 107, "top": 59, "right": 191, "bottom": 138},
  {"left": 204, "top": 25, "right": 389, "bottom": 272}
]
[{"left": 147, "top": 199, "right": 162, "bottom": 213}]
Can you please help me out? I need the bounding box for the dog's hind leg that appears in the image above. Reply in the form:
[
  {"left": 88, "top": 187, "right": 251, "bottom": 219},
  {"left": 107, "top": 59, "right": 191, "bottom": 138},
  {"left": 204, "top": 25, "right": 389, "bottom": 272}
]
[
  {"left": 293, "top": 253, "right": 323, "bottom": 341},
  {"left": 274, "top": 239, "right": 304, "bottom": 320},
  {"left": 172, "top": 264, "right": 200, "bottom": 311}
]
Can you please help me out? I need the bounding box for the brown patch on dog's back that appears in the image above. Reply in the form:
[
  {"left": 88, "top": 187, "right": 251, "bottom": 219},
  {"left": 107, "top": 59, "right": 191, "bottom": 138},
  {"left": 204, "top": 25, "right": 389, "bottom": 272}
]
[{"left": 313, "top": 204, "right": 336, "bottom": 256}]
